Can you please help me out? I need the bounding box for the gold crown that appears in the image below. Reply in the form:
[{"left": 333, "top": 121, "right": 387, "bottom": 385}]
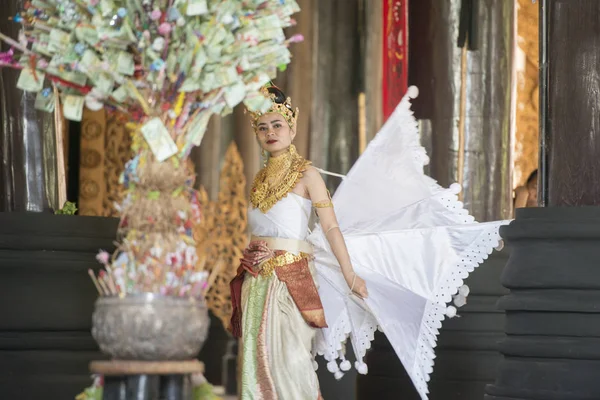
[{"left": 248, "top": 86, "right": 299, "bottom": 131}]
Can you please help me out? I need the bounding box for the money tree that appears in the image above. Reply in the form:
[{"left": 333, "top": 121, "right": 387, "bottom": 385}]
[{"left": 0, "top": 0, "right": 301, "bottom": 298}]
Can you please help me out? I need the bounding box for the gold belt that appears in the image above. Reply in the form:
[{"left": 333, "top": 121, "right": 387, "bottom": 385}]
[{"left": 250, "top": 236, "right": 314, "bottom": 277}]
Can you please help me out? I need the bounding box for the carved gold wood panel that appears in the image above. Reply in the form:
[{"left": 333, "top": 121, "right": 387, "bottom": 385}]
[
  {"left": 103, "top": 112, "right": 132, "bottom": 217},
  {"left": 195, "top": 142, "right": 248, "bottom": 329},
  {"left": 79, "top": 110, "right": 132, "bottom": 217},
  {"left": 79, "top": 109, "right": 106, "bottom": 216},
  {"left": 515, "top": 0, "right": 539, "bottom": 187}
]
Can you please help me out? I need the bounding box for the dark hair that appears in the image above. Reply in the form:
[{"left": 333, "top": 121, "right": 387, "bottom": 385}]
[
  {"left": 267, "top": 86, "right": 287, "bottom": 104},
  {"left": 266, "top": 85, "right": 296, "bottom": 118},
  {"left": 527, "top": 169, "right": 538, "bottom": 186}
]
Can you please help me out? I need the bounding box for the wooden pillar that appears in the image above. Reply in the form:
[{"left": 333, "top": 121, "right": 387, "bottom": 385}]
[
  {"left": 279, "top": 0, "right": 313, "bottom": 160},
  {"left": 191, "top": 117, "right": 223, "bottom": 199},
  {"left": 310, "top": 0, "right": 360, "bottom": 189},
  {"left": 233, "top": 106, "right": 260, "bottom": 197},
  {"left": 364, "top": 0, "right": 383, "bottom": 142},
  {"left": 540, "top": 0, "right": 600, "bottom": 206}
]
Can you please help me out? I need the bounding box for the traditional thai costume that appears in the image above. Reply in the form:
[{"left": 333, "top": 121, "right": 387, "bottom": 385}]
[{"left": 230, "top": 86, "right": 509, "bottom": 400}]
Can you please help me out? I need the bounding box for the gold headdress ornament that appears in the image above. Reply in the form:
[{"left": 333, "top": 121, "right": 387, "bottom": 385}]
[{"left": 248, "top": 86, "right": 299, "bottom": 131}]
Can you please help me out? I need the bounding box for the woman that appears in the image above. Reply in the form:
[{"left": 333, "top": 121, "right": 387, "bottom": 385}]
[{"left": 230, "top": 86, "right": 508, "bottom": 400}]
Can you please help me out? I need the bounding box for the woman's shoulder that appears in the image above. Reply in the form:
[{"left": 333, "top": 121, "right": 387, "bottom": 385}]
[
  {"left": 301, "top": 165, "right": 326, "bottom": 186},
  {"left": 302, "top": 164, "right": 319, "bottom": 177}
]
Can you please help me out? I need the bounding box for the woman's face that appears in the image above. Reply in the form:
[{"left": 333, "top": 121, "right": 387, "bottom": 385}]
[{"left": 256, "top": 112, "right": 295, "bottom": 157}]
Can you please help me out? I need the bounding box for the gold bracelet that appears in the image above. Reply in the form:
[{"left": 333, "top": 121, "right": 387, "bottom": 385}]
[{"left": 325, "top": 225, "right": 339, "bottom": 235}]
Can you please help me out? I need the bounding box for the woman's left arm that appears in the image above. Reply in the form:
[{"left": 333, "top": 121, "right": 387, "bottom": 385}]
[{"left": 303, "top": 167, "right": 368, "bottom": 298}]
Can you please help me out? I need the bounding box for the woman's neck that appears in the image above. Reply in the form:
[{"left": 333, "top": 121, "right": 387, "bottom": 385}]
[
  {"left": 269, "top": 145, "right": 292, "bottom": 159},
  {"left": 266, "top": 145, "right": 297, "bottom": 167}
]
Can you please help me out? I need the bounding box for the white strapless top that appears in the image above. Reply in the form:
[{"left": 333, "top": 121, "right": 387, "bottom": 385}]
[{"left": 248, "top": 193, "right": 312, "bottom": 241}]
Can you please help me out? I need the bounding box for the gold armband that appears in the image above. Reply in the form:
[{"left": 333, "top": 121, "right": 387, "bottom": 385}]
[
  {"left": 313, "top": 190, "right": 333, "bottom": 209},
  {"left": 313, "top": 200, "right": 333, "bottom": 209}
]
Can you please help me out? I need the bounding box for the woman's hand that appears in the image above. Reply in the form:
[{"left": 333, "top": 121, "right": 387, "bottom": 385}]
[{"left": 344, "top": 271, "right": 368, "bottom": 299}]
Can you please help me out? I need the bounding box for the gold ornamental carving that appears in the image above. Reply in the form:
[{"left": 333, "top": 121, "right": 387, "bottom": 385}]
[
  {"left": 79, "top": 110, "right": 131, "bottom": 217},
  {"left": 195, "top": 142, "right": 248, "bottom": 329},
  {"left": 515, "top": 0, "right": 539, "bottom": 187},
  {"left": 79, "top": 109, "right": 106, "bottom": 215},
  {"left": 103, "top": 113, "right": 132, "bottom": 217}
]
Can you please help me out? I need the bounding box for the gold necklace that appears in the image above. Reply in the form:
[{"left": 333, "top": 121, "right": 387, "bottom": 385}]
[{"left": 250, "top": 145, "right": 311, "bottom": 213}]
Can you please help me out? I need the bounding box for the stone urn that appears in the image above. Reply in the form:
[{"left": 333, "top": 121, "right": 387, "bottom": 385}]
[{"left": 91, "top": 293, "right": 210, "bottom": 360}]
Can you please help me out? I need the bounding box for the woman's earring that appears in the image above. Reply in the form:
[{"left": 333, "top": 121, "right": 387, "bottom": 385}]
[{"left": 262, "top": 149, "right": 268, "bottom": 167}]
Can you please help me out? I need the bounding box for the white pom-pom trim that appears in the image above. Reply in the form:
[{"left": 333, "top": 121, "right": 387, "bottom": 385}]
[
  {"left": 449, "top": 183, "right": 462, "bottom": 194},
  {"left": 340, "top": 360, "right": 351, "bottom": 371},
  {"left": 495, "top": 240, "right": 505, "bottom": 251},
  {"left": 334, "top": 371, "right": 344, "bottom": 380},
  {"left": 453, "top": 294, "right": 467, "bottom": 308},
  {"left": 312, "top": 360, "right": 319, "bottom": 371},
  {"left": 355, "top": 361, "right": 368, "bottom": 375},
  {"left": 458, "top": 285, "right": 470, "bottom": 297},
  {"left": 445, "top": 305, "right": 458, "bottom": 318},
  {"left": 327, "top": 361, "right": 339, "bottom": 373},
  {"left": 407, "top": 85, "right": 419, "bottom": 99}
]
